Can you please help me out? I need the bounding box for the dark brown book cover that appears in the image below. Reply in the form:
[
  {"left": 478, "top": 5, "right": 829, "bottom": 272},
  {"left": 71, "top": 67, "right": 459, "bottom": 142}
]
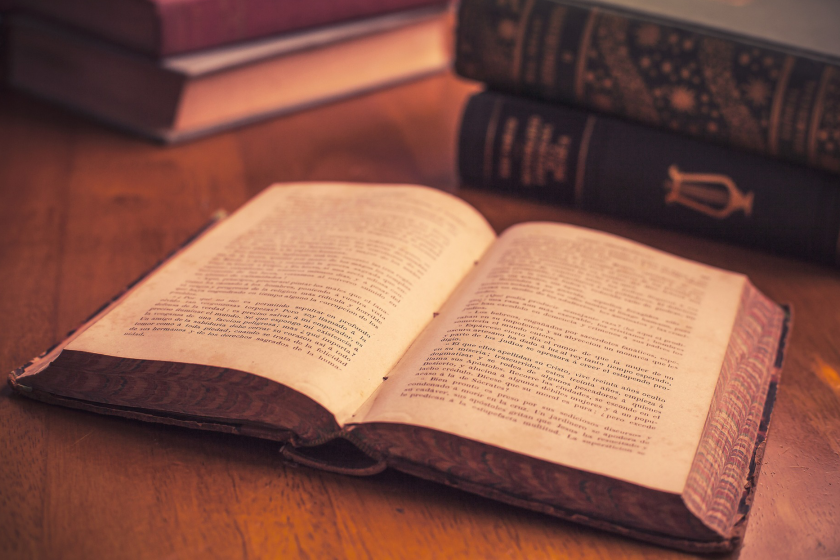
[
  {"left": 455, "top": 0, "right": 840, "bottom": 175},
  {"left": 458, "top": 91, "right": 840, "bottom": 267}
]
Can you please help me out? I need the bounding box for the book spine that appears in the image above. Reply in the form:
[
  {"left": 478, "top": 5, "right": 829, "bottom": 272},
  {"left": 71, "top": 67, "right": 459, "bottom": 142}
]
[
  {"left": 455, "top": 0, "right": 840, "bottom": 175},
  {"left": 459, "top": 91, "right": 840, "bottom": 266},
  {"left": 157, "top": 0, "right": 448, "bottom": 55}
]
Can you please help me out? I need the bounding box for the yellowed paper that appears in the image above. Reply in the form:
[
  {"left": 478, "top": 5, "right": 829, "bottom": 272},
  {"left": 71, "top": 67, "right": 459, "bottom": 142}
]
[
  {"left": 67, "top": 183, "right": 496, "bottom": 423},
  {"left": 360, "top": 223, "right": 745, "bottom": 494}
]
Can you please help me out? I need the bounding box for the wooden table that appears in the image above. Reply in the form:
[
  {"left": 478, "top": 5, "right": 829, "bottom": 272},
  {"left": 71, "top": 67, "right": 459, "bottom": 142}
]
[{"left": 1, "top": 72, "right": 839, "bottom": 559}]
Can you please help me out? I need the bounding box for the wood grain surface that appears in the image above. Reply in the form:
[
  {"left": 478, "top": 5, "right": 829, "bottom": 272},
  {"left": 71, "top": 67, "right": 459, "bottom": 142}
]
[{"left": 1, "top": 72, "right": 839, "bottom": 559}]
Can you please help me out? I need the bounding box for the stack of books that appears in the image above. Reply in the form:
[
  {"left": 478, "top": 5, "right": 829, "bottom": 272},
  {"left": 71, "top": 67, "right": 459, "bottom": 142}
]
[
  {"left": 6, "top": 0, "right": 453, "bottom": 142},
  {"left": 454, "top": 0, "right": 840, "bottom": 267}
]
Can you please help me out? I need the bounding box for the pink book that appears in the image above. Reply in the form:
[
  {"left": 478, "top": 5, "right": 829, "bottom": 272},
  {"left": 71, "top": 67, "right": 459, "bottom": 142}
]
[{"left": 18, "top": 0, "right": 449, "bottom": 55}]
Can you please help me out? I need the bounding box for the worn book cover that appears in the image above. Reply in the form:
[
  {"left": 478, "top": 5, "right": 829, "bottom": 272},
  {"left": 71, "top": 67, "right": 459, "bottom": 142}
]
[
  {"left": 458, "top": 91, "right": 840, "bottom": 266},
  {"left": 455, "top": 0, "right": 840, "bottom": 174},
  {"left": 9, "top": 183, "right": 789, "bottom": 552}
]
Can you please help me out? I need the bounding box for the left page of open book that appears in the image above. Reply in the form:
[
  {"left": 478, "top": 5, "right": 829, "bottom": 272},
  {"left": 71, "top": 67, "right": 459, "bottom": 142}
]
[{"left": 40, "top": 183, "right": 496, "bottom": 424}]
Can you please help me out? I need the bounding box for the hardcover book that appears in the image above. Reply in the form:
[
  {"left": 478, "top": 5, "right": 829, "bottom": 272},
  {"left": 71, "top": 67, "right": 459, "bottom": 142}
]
[
  {"left": 7, "top": 6, "right": 451, "bottom": 143},
  {"left": 458, "top": 90, "right": 840, "bottom": 267},
  {"left": 9, "top": 183, "right": 789, "bottom": 552},
  {"left": 17, "top": 0, "right": 448, "bottom": 56},
  {"left": 455, "top": 0, "right": 840, "bottom": 174}
]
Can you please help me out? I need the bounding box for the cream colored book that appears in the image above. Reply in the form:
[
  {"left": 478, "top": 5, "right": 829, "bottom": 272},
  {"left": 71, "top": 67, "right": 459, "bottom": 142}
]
[{"left": 9, "top": 183, "right": 789, "bottom": 552}]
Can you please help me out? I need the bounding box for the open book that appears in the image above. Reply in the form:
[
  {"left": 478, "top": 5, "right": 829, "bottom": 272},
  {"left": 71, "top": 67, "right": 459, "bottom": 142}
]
[{"left": 9, "top": 184, "right": 788, "bottom": 552}]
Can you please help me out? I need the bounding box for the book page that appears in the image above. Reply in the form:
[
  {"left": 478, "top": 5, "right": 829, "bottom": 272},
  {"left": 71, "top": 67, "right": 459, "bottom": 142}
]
[
  {"left": 66, "top": 184, "right": 496, "bottom": 423},
  {"left": 358, "top": 223, "right": 746, "bottom": 494}
]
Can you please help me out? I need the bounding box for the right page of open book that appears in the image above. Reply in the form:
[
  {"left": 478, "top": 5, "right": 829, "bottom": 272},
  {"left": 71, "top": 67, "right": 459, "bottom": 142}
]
[{"left": 358, "top": 222, "right": 747, "bottom": 494}]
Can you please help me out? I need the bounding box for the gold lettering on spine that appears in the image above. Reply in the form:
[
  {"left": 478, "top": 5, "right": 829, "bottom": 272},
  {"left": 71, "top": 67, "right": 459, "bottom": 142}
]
[
  {"left": 808, "top": 66, "right": 834, "bottom": 166},
  {"left": 521, "top": 115, "right": 542, "bottom": 185},
  {"left": 499, "top": 117, "right": 520, "bottom": 179},
  {"left": 483, "top": 99, "right": 504, "bottom": 184},
  {"left": 537, "top": 123, "right": 555, "bottom": 184},
  {"left": 574, "top": 116, "right": 597, "bottom": 206},
  {"left": 538, "top": 128, "right": 571, "bottom": 184},
  {"left": 511, "top": 0, "right": 537, "bottom": 83},
  {"left": 768, "top": 56, "right": 795, "bottom": 155},
  {"left": 574, "top": 9, "right": 599, "bottom": 100}
]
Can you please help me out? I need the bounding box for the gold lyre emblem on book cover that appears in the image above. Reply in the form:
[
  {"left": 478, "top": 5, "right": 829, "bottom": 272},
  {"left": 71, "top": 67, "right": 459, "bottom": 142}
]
[{"left": 664, "top": 165, "right": 754, "bottom": 219}]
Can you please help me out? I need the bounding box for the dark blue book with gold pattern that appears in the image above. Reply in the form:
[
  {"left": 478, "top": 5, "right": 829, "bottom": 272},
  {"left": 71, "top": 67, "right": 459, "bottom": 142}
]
[{"left": 455, "top": 0, "right": 840, "bottom": 175}]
